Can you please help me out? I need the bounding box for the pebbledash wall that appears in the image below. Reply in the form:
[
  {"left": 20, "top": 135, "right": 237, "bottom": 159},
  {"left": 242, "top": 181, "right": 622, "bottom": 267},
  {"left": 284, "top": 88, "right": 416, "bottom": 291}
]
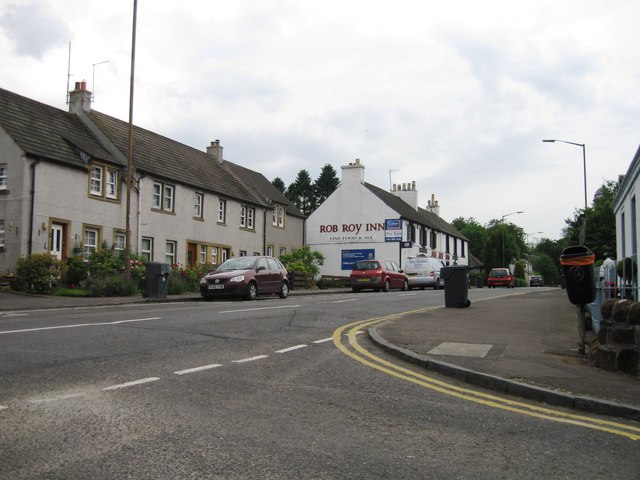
[{"left": 305, "top": 160, "right": 469, "bottom": 277}]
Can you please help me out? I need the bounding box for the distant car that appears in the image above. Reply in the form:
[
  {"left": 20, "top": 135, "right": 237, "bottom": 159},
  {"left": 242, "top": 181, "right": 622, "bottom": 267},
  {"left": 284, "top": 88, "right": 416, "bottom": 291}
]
[
  {"left": 404, "top": 256, "right": 445, "bottom": 290},
  {"left": 529, "top": 275, "right": 544, "bottom": 287},
  {"left": 487, "top": 268, "right": 515, "bottom": 288},
  {"left": 350, "top": 259, "right": 409, "bottom": 293},
  {"left": 199, "top": 256, "right": 289, "bottom": 300}
]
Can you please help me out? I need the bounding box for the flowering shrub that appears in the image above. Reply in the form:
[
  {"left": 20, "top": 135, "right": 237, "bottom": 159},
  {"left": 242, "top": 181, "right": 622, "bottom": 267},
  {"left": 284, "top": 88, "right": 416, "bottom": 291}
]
[
  {"left": 169, "top": 262, "right": 215, "bottom": 292},
  {"left": 15, "top": 253, "right": 65, "bottom": 294}
]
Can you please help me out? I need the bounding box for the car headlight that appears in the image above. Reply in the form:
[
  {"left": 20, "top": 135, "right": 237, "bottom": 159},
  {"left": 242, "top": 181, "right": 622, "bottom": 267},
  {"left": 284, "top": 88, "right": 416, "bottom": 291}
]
[
  {"left": 200, "top": 277, "right": 207, "bottom": 285},
  {"left": 230, "top": 275, "right": 245, "bottom": 283}
]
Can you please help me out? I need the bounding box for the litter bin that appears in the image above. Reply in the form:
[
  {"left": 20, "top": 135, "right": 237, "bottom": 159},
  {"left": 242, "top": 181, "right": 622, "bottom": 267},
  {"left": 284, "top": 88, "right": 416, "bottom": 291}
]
[
  {"left": 144, "top": 262, "right": 171, "bottom": 298},
  {"left": 441, "top": 265, "right": 471, "bottom": 308},
  {"left": 560, "top": 246, "right": 595, "bottom": 305}
]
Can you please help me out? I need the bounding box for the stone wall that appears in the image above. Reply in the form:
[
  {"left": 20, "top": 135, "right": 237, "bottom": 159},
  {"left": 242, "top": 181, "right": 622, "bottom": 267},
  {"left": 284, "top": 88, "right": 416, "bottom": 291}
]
[{"left": 592, "top": 299, "right": 640, "bottom": 376}]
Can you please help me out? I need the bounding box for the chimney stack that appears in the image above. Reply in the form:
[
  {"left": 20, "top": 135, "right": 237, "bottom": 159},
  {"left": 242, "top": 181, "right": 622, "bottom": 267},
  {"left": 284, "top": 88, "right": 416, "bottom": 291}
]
[
  {"left": 206, "top": 139, "right": 224, "bottom": 164},
  {"left": 427, "top": 193, "right": 440, "bottom": 216},
  {"left": 391, "top": 180, "right": 419, "bottom": 209},
  {"left": 68, "top": 80, "right": 92, "bottom": 114}
]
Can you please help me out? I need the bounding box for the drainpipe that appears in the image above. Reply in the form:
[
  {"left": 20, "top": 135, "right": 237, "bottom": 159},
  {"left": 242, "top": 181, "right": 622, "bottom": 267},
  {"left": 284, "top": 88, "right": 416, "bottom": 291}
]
[{"left": 28, "top": 158, "right": 40, "bottom": 255}]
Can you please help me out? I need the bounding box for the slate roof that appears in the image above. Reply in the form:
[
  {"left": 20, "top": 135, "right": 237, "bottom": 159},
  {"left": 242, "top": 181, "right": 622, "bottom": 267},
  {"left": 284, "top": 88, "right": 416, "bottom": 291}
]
[
  {"left": 0, "top": 87, "right": 303, "bottom": 214},
  {"left": 0, "top": 88, "right": 115, "bottom": 168},
  {"left": 365, "top": 182, "right": 468, "bottom": 241}
]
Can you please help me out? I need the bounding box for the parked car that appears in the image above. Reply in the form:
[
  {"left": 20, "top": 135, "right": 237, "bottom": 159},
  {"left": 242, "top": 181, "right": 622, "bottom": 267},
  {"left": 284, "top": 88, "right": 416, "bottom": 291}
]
[
  {"left": 404, "top": 256, "right": 445, "bottom": 290},
  {"left": 487, "top": 268, "right": 515, "bottom": 288},
  {"left": 350, "top": 259, "right": 409, "bottom": 293},
  {"left": 200, "top": 256, "right": 289, "bottom": 300},
  {"left": 529, "top": 275, "right": 544, "bottom": 287}
]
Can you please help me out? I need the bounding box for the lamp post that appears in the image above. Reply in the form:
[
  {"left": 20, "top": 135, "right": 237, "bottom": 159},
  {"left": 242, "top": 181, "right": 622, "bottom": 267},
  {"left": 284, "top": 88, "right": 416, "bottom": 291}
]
[
  {"left": 501, "top": 211, "right": 523, "bottom": 267},
  {"left": 525, "top": 231, "right": 543, "bottom": 247},
  {"left": 543, "top": 139, "right": 587, "bottom": 245}
]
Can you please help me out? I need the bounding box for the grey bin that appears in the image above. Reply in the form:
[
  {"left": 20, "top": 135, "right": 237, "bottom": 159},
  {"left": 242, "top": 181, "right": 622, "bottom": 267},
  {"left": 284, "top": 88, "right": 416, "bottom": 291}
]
[
  {"left": 441, "top": 265, "right": 471, "bottom": 308},
  {"left": 144, "top": 262, "right": 171, "bottom": 299}
]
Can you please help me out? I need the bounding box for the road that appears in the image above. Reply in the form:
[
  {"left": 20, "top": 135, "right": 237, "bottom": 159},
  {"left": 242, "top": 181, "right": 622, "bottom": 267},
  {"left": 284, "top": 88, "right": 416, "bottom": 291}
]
[{"left": 1, "top": 289, "right": 638, "bottom": 479}]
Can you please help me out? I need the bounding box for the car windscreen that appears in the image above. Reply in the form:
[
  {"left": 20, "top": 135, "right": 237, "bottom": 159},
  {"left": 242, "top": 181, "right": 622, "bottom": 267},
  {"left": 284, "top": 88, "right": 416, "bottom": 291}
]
[
  {"left": 490, "top": 270, "right": 507, "bottom": 277},
  {"left": 217, "top": 257, "right": 257, "bottom": 271},
  {"left": 353, "top": 261, "right": 379, "bottom": 271}
]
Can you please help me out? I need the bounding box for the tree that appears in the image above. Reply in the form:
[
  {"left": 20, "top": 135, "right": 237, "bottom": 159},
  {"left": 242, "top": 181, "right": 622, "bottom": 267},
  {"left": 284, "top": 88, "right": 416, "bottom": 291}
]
[
  {"left": 287, "top": 170, "right": 315, "bottom": 216},
  {"left": 313, "top": 164, "right": 340, "bottom": 207},
  {"left": 451, "top": 217, "right": 487, "bottom": 266},
  {"left": 271, "top": 177, "right": 286, "bottom": 193},
  {"left": 562, "top": 179, "right": 618, "bottom": 260},
  {"left": 483, "top": 220, "right": 524, "bottom": 272},
  {"left": 530, "top": 253, "right": 560, "bottom": 285}
]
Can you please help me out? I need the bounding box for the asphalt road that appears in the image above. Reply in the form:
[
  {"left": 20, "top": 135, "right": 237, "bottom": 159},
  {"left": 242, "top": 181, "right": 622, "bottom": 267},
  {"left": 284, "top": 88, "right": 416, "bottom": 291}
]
[{"left": 1, "top": 289, "right": 639, "bottom": 479}]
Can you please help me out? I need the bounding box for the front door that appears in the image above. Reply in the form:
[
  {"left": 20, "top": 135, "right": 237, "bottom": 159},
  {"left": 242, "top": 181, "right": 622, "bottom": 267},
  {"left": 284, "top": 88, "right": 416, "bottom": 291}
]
[
  {"left": 187, "top": 242, "right": 198, "bottom": 267},
  {"left": 50, "top": 223, "right": 66, "bottom": 261}
]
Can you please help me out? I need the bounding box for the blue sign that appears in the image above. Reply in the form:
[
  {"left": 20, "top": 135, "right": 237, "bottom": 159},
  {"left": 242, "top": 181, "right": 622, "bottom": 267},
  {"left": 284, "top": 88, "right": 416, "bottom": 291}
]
[
  {"left": 385, "top": 218, "right": 402, "bottom": 242},
  {"left": 342, "top": 249, "right": 375, "bottom": 270}
]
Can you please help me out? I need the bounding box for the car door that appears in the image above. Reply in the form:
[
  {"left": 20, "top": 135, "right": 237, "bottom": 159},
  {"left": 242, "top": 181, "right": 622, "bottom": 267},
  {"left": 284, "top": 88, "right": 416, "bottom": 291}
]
[
  {"left": 254, "top": 257, "right": 273, "bottom": 292},
  {"left": 386, "top": 261, "right": 403, "bottom": 289}
]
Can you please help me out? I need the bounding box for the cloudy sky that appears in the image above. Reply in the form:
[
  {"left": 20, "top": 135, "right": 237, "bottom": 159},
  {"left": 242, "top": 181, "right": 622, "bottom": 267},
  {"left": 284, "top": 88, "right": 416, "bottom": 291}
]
[{"left": 1, "top": 0, "right": 639, "bottom": 241}]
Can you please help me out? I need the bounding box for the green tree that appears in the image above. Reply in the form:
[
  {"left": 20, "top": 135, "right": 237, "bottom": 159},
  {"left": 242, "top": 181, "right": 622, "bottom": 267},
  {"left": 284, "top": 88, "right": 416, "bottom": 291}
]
[
  {"left": 313, "top": 164, "right": 340, "bottom": 207},
  {"left": 562, "top": 179, "right": 618, "bottom": 260},
  {"left": 271, "top": 177, "right": 286, "bottom": 193},
  {"left": 279, "top": 245, "right": 325, "bottom": 277},
  {"left": 530, "top": 253, "right": 560, "bottom": 285},
  {"left": 287, "top": 169, "right": 315, "bottom": 216},
  {"left": 484, "top": 220, "right": 524, "bottom": 271},
  {"left": 451, "top": 217, "right": 487, "bottom": 266}
]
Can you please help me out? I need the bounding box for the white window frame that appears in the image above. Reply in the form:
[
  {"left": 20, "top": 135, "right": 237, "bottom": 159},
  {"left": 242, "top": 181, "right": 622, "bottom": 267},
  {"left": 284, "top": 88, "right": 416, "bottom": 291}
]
[
  {"left": 114, "top": 232, "right": 126, "bottom": 251},
  {"left": 272, "top": 205, "right": 278, "bottom": 226},
  {"left": 90, "top": 166, "right": 103, "bottom": 195},
  {"left": 267, "top": 245, "right": 274, "bottom": 257},
  {"left": 163, "top": 185, "right": 175, "bottom": 212},
  {"left": 152, "top": 182, "right": 162, "bottom": 209},
  {"left": 278, "top": 206, "right": 285, "bottom": 227},
  {"left": 241, "top": 205, "right": 255, "bottom": 229},
  {"left": 218, "top": 199, "right": 226, "bottom": 223},
  {"left": 0, "top": 164, "right": 7, "bottom": 189},
  {"left": 165, "top": 240, "right": 177, "bottom": 265},
  {"left": 200, "top": 245, "right": 207, "bottom": 264},
  {"left": 0, "top": 219, "right": 4, "bottom": 247},
  {"left": 211, "top": 246, "right": 218, "bottom": 265},
  {"left": 141, "top": 237, "right": 153, "bottom": 262},
  {"left": 279, "top": 247, "right": 286, "bottom": 256},
  {"left": 106, "top": 169, "right": 118, "bottom": 199},
  {"left": 83, "top": 227, "right": 99, "bottom": 261},
  {"left": 194, "top": 192, "right": 204, "bottom": 218}
]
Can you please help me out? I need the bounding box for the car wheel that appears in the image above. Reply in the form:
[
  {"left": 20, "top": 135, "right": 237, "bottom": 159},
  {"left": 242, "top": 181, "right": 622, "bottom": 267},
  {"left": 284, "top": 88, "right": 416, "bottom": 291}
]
[
  {"left": 245, "top": 282, "right": 258, "bottom": 300},
  {"left": 352, "top": 287, "right": 360, "bottom": 293},
  {"left": 279, "top": 281, "right": 289, "bottom": 299},
  {"left": 382, "top": 279, "right": 391, "bottom": 292},
  {"left": 433, "top": 278, "right": 440, "bottom": 290},
  {"left": 401, "top": 279, "right": 409, "bottom": 291}
]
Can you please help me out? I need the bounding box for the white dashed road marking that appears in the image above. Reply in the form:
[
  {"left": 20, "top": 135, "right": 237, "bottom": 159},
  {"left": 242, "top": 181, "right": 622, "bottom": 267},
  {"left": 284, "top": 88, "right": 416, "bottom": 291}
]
[
  {"left": 103, "top": 377, "right": 160, "bottom": 391},
  {"left": 232, "top": 355, "right": 269, "bottom": 363},
  {"left": 174, "top": 364, "right": 223, "bottom": 375},
  {"left": 312, "top": 337, "right": 333, "bottom": 343},
  {"left": 0, "top": 317, "right": 162, "bottom": 335},
  {"left": 219, "top": 305, "right": 301, "bottom": 314},
  {"left": 28, "top": 393, "right": 87, "bottom": 404},
  {"left": 276, "top": 344, "right": 307, "bottom": 353}
]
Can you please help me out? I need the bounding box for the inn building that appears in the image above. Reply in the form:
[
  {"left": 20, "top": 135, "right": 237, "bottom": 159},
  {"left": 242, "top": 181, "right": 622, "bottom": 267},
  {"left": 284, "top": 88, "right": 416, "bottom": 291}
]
[{"left": 305, "top": 159, "right": 469, "bottom": 276}]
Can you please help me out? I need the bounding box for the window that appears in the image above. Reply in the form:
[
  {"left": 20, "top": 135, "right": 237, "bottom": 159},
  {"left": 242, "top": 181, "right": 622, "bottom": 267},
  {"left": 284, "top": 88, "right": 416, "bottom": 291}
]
[
  {"left": 83, "top": 227, "right": 99, "bottom": 260},
  {"left": 114, "top": 232, "right": 126, "bottom": 251},
  {"left": 267, "top": 245, "right": 274, "bottom": 256},
  {"left": 0, "top": 164, "right": 7, "bottom": 189},
  {"left": 241, "top": 205, "right": 255, "bottom": 229},
  {"left": 194, "top": 192, "right": 203, "bottom": 219},
  {"left": 165, "top": 240, "right": 177, "bottom": 265},
  {"left": 141, "top": 237, "right": 153, "bottom": 262},
  {"left": 445, "top": 234, "right": 450, "bottom": 253},
  {"left": 90, "top": 166, "right": 102, "bottom": 195},
  {"left": 152, "top": 181, "right": 175, "bottom": 212},
  {"left": 0, "top": 219, "right": 4, "bottom": 247},
  {"left": 106, "top": 170, "right": 118, "bottom": 199},
  {"left": 272, "top": 205, "right": 286, "bottom": 227},
  {"left": 218, "top": 199, "right": 226, "bottom": 223},
  {"left": 200, "top": 246, "right": 207, "bottom": 264},
  {"left": 239, "top": 250, "right": 247, "bottom": 256},
  {"left": 89, "top": 164, "right": 119, "bottom": 199},
  {"left": 211, "top": 246, "right": 218, "bottom": 265},
  {"left": 430, "top": 231, "right": 437, "bottom": 249},
  {"left": 279, "top": 247, "right": 286, "bottom": 256}
]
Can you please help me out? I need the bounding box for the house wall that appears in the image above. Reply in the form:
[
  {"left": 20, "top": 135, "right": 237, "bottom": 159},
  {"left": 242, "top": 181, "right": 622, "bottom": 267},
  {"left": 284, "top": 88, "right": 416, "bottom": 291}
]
[
  {"left": 613, "top": 147, "right": 640, "bottom": 263},
  {"left": 0, "top": 128, "right": 29, "bottom": 274}
]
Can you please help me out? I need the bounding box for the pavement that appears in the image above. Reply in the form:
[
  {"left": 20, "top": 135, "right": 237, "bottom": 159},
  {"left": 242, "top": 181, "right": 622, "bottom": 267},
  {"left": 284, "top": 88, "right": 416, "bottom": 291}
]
[{"left": 1, "top": 287, "right": 639, "bottom": 421}]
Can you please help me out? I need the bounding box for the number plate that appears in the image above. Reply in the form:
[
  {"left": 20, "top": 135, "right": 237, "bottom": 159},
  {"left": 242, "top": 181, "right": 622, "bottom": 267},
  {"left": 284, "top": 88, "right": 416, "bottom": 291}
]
[{"left": 208, "top": 284, "right": 224, "bottom": 290}]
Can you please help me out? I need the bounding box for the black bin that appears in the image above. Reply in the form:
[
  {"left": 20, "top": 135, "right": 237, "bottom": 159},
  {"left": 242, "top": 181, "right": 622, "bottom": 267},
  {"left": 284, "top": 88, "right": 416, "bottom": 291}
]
[
  {"left": 441, "top": 265, "right": 471, "bottom": 308},
  {"left": 144, "top": 262, "right": 171, "bottom": 298},
  {"left": 560, "top": 246, "right": 595, "bottom": 305}
]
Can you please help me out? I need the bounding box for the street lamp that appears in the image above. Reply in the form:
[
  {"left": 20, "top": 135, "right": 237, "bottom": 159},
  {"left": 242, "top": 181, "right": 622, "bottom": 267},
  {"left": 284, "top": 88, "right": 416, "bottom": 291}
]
[
  {"left": 543, "top": 139, "right": 587, "bottom": 244},
  {"left": 525, "top": 231, "right": 543, "bottom": 246},
  {"left": 501, "top": 211, "right": 523, "bottom": 266}
]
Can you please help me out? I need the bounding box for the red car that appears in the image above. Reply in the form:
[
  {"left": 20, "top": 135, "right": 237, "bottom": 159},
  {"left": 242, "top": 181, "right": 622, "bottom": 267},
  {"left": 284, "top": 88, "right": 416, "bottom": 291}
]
[
  {"left": 487, "top": 268, "right": 515, "bottom": 288},
  {"left": 350, "top": 259, "right": 409, "bottom": 293},
  {"left": 200, "top": 256, "right": 289, "bottom": 300}
]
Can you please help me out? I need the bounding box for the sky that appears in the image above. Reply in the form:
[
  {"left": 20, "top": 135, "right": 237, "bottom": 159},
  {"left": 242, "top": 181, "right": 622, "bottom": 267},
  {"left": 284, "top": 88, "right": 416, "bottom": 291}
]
[{"left": 1, "top": 0, "right": 639, "bottom": 242}]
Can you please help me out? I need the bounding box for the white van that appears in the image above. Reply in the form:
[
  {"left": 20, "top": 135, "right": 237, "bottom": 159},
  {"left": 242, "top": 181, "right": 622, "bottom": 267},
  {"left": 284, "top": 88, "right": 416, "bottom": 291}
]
[{"left": 404, "top": 256, "right": 445, "bottom": 290}]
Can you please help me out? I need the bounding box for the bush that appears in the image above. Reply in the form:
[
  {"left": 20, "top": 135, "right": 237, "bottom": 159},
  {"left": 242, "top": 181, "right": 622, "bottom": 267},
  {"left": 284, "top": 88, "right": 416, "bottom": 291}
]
[
  {"left": 15, "top": 253, "right": 65, "bottom": 294},
  {"left": 279, "top": 246, "right": 325, "bottom": 278},
  {"left": 82, "top": 273, "right": 137, "bottom": 297},
  {"left": 170, "top": 263, "right": 214, "bottom": 292},
  {"left": 65, "top": 257, "right": 88, "bottom": 286}
]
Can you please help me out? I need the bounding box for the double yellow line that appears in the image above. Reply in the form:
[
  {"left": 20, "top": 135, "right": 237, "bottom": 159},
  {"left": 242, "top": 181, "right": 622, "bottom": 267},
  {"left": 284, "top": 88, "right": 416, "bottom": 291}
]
[{"left": 332, "top": 309, "right": 640, "bottom": 441}]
